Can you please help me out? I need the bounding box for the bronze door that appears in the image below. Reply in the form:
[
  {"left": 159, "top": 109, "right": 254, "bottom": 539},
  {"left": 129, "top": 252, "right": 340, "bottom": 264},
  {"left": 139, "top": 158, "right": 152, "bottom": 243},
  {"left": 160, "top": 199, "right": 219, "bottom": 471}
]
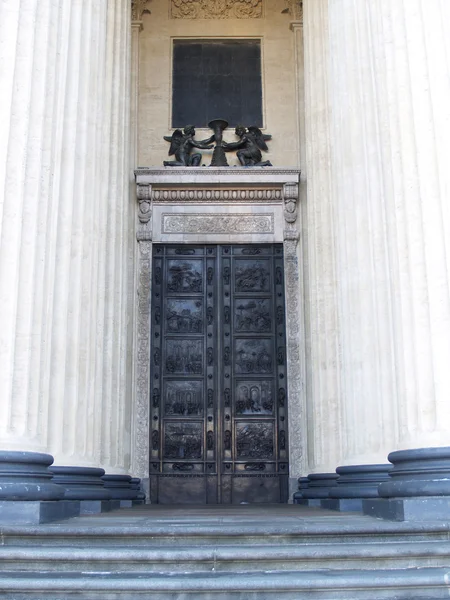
[{"left": 150, "top": 245, "right": 289, "bottom": 504}]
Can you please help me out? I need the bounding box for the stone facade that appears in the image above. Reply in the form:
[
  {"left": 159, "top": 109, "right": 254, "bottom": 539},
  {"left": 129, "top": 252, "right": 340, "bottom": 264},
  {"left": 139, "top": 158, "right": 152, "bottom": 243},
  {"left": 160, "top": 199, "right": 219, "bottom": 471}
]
[{"left": 0, "top": 0, "right": 449, "bottom": 493}]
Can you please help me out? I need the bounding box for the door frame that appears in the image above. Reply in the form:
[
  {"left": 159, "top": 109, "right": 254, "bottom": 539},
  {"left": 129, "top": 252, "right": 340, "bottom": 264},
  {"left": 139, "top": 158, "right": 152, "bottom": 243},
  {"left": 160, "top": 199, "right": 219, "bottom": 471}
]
[{"left": 132, "top": 167, "right": 304, "bottom": 500}]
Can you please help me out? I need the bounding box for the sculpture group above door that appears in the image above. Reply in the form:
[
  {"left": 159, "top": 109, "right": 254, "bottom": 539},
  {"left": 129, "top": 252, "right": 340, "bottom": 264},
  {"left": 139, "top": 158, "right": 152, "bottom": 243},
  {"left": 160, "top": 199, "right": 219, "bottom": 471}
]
[{"left": 149, "top": 244, "right": 289, "bottom": 504}]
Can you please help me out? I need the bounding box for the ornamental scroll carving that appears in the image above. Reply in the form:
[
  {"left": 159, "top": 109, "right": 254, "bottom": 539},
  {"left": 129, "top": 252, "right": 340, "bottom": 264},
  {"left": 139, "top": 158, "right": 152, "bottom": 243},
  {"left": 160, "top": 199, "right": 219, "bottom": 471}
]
[
  {"left": 170, "top": 0, "right": 263, "bottom": 19},
  {"left": 137, "top": 184, "right": 152, "bottom": 224},
  {"left": 162, "top": 214, "right": 274, "bottom": 234},
  {"left": 283, "top": 183, "right": 299, "bottom": 224}
]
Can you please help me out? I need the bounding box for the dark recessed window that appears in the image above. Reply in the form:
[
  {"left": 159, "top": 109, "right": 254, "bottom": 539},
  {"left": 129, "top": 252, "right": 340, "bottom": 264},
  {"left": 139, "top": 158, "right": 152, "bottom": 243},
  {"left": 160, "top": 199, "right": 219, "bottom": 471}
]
[{"left": 172, "top": 39, "right": 263, "bottom": 129}]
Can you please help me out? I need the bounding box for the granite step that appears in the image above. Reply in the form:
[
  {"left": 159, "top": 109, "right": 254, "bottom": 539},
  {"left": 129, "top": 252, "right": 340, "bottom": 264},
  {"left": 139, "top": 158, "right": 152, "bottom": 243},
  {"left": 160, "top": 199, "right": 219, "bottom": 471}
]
[
  {"left": 2, "top": 518, "right": 450, "bottom": 546},
  {"left": 0, "top": 567, "right": 449, "bottom": 599},
  {"left": 0, "top": 541, "right": 450, "bottom": 573},
  {"left": 1, "top": 507, "right": 449, "bottom": 599}
]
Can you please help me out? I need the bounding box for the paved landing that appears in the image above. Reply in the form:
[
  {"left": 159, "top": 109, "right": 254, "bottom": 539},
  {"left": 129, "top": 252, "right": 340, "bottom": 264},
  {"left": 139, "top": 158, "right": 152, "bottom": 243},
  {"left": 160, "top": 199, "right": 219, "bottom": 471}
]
[{"left": 51, "top": 503, "right": 357, "bottom": 527}]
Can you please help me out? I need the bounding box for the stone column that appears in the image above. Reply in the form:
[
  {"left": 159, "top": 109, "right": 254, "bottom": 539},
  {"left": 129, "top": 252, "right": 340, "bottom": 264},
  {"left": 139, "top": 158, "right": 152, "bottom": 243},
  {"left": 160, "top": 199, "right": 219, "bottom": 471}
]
[
  {"left": 303, "top": 0, "right": 450, "bottom": 468},
  {"left": 329, "top": 0, "right": 450, "bottom": 458},
  {"left": 302, "top": 0, "right": 342, "bottom": 473},
  {"left": 0, "top": 1, "right": 134, "bottom": 473}
]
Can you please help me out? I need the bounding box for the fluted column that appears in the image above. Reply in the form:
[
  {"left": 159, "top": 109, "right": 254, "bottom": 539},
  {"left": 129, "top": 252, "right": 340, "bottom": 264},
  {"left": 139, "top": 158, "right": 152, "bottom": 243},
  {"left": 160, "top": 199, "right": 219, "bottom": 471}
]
[
  {"left": 0, "top": 0, "right": 67, "bottom": 450},
  {"left": 326, "top": 0, "right": 398, "bottom": 464},
  {"left": 0, "top": 1, "right": 133, "bottom": 473},
  {"left": 331, "top": 0, "right": 450, "bottom": 457},
  {"left": 303, "top": 0, "right": 450, "bottom": 468},
  {"left": 302, "top": 0, "right": 342, "bottom": 472}
]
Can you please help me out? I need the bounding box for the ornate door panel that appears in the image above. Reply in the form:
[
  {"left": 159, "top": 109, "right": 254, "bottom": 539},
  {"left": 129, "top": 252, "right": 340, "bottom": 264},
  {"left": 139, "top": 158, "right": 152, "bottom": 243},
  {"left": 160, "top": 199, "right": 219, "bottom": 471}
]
[{"left": 150, "top": 245, "right": 288, "bottom": 504}]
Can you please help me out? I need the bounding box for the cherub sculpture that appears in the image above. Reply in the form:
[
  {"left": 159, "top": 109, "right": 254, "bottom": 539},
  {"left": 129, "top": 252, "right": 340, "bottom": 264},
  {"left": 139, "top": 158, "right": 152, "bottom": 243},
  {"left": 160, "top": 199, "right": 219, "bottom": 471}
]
[
  {"left": 163, "top": 125, "right": 214, "bottom": 167},
  {"left": 223, "top": 126, "right": 272, "bottom": 167}
]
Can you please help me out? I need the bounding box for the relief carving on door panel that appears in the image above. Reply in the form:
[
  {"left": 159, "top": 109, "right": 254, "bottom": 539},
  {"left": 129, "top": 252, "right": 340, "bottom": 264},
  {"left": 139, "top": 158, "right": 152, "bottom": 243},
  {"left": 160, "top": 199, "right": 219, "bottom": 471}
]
[
  {"left": 164, "top": 380, "right": 204, "bottom": 416},
  {"left": 235, "top": 381, "right": 274, "bottom": 415},
  {"left": 235, "top": 260, "right": 270, "bottom": 292},
  {"left": 165, "top": 340, "right": 203, "bottom": 375},
  {"left": 235, "top": 339, "right": 273, "bottom": 374},
  {"left": 164, "top": 422, "right": 203, "bottom": 460},
  {"left": 166, "top": 299, "right": 203, "bottom": 333},
  {"left": 167, "top": 260, "right": 203, "bottom": 293},
  {"left": 150, "top": 245, "right": 289, "bottom": 504},
  {"left": 234, "top": 299, "right": 272, "bottom": 333},
  {"left": 236, "top": 422, "right": 274, "bottom": 459}
]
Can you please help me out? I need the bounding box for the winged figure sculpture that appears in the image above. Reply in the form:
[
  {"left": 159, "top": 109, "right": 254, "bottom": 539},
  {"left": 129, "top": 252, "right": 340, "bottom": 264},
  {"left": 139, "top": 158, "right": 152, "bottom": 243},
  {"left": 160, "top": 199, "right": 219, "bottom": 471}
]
[
  {"left": 223, "top": 126, "right": 272, "bottom": 167},
  {"left": 163, "top": 125, "right": 214, "bottom": 167}
]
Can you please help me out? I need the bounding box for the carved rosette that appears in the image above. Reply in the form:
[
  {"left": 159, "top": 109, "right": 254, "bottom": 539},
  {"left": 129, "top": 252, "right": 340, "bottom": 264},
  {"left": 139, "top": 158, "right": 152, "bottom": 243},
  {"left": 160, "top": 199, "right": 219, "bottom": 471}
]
[{"left": 170, "top": 0, "right": 263, "bottom": 19}]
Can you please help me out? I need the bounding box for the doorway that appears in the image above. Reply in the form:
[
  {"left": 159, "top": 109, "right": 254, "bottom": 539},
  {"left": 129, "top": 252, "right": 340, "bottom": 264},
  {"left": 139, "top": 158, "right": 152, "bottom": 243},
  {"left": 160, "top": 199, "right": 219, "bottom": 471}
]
[{"left": 149, "top": 244, "right": 289, "bottom": 503}]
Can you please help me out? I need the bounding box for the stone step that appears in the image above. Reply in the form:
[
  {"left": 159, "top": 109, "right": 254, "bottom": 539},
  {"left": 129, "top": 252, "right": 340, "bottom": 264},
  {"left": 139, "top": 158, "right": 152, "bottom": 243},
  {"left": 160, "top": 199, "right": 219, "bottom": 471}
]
[
  {"left": 2, "top": 518, "right": 450, "bottom": 546},
  {"left": 0, "top": 541, "right": 449, "bottom": 573},
  {"left": 0, "top": 567, "right": 449, "bottom": 599}
]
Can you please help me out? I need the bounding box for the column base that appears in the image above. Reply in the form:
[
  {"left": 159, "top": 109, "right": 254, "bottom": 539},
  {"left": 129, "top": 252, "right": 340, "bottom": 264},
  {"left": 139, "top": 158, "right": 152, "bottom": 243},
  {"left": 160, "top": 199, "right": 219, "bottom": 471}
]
[
  {"left": 79, "top": 500, "right": 121, "bottom": 515},
  {"left": 294, "top": 498, "right": 322, "bottom": 507},
  {"left": 363, "top": 497, "right": 450, "bottom": 521},
  {"left": 321, "top": 498, "right": 363, "bottom": 512},
  {"left": 0, "top": 500, "right": 80, "bottom": 525}
]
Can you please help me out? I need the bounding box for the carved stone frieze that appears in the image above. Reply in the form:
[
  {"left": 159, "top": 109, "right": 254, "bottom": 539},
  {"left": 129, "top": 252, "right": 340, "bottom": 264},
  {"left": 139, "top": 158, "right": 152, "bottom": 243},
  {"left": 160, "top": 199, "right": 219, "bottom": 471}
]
[
  {"left": 152, "top": 188, "right": 282, "bottom": 203},
  {"left": 162, "top": 213, "right": 274, "bottom": 234},
  {"left": 170, "top": 0, "right": 263, "bottom": 20}
]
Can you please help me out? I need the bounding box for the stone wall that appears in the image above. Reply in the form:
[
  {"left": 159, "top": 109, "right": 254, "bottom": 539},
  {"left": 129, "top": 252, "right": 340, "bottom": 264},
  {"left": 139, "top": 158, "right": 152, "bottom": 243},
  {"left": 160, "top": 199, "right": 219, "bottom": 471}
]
[
  {"left": 0, "top": 0, "right": 134, "bottom": 473},
  {"left": 137, "top": 0, "right": 300, "bottom": 167}
]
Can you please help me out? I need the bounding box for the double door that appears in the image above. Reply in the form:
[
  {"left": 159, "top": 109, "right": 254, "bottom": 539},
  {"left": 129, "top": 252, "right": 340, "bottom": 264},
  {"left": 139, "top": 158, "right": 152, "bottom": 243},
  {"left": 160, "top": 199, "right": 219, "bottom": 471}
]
[{"left": 149, "top": 244, "right": 289, "bottom": 504}]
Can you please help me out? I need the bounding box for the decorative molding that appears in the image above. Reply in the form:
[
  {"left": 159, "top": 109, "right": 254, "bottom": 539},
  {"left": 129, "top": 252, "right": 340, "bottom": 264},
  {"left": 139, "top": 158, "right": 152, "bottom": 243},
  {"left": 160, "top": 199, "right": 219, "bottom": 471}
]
[
  {"left": 152, "top": 188, "right": 283, "bottom": 203},
  {"left": 170, "top": 0, "right": 263, "bottom": 20},
  {"left": 162, "top": 213, "right": 274, "bottom": 234},
  {"left": 283, "top": 231, "right": 302, "bottom": 478},
  {"left": 134, "top": 240, "right": 152, "bottom": 478},
  {"left": 131, "top": 0, "right": 151, "bottom": 21},
  {"left": 135, "top": 167, "right": 300, "bottom": 180},
  {"left": 137, "top": 184, "right": 152, "bottom": 224},
  {"left": 283, "top": 182, "right": 299, "bottom": 224},
  {"left": 133, "top": 169, "right": 302, "bottom": 479}
]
